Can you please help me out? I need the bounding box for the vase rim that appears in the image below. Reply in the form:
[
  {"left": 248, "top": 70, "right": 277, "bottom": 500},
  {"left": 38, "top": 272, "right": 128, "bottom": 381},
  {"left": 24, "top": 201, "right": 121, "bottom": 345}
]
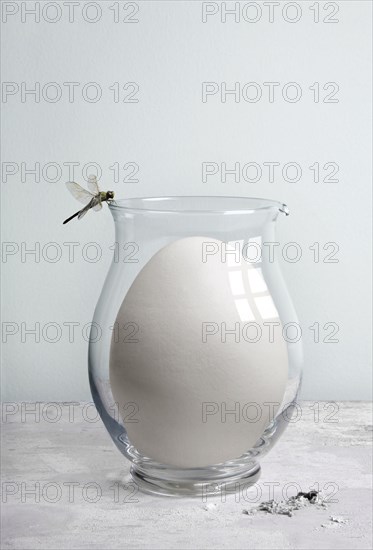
[{"left": 109, "top": 196, "right": 289, "bottom": 215}]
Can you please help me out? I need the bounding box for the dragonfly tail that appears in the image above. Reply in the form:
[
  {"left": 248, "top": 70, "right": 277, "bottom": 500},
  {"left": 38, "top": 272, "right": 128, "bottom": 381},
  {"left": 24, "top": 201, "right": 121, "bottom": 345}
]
[{"left": 63, "top": 209, "right": 81, "bottom": 224}]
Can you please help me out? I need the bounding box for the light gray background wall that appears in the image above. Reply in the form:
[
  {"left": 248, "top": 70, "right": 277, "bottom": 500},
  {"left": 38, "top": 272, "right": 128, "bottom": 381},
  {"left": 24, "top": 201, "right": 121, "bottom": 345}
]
[{"left": 1, "top": 0, "right": 372, "bottom": 401}]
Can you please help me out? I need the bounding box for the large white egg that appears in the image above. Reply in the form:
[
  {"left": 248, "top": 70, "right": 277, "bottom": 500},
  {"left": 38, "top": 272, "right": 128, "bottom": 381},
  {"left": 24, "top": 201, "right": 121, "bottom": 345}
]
[{"left": 110, "top": 237, "right": 288, "bottom": 468}]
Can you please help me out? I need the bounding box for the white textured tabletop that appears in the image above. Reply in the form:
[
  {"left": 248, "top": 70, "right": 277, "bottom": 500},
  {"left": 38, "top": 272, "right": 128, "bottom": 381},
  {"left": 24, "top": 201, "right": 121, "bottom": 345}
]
[{"left": 1, "top": 401, "right": 372, "bottom": 550}]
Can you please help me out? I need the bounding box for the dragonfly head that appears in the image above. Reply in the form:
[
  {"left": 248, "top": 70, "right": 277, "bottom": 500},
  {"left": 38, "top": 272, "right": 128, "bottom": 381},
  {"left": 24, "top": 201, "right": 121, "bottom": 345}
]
[{"left": 106, "top": 191, "right": 115, "bottom": 200}]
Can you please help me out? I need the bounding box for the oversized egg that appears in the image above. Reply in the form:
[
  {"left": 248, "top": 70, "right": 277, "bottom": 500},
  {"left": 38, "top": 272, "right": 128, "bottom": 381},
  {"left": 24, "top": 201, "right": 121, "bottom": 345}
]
[{"left": 109, "top": 236, "right": 288, "bottom": 468}]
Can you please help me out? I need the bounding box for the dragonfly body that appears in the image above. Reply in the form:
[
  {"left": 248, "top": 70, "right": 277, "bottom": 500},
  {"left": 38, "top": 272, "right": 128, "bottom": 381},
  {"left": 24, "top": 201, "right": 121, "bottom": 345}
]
[{"left": 63, "top": 176, "right": 114, "bottom": 224}]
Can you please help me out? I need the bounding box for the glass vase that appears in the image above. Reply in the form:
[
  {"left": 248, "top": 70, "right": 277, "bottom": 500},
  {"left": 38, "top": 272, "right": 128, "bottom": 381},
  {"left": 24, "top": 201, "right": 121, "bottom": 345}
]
[{"left": 89, "top": 197, "right": 303, "bottom": 496}]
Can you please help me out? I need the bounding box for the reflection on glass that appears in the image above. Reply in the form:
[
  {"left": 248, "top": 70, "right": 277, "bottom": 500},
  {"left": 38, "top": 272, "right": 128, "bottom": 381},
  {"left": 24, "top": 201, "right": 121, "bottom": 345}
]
[
  {"left": 228, "top": 271, "right": 245, "bottom": 296},
  {"left": 234, "top": 298, "right": 255, "bottom": 322},
  {"left": 254, "top": 295, "right": 279, "bottom": 320},
  {"left": 248, "top": 267, "right": 267, "bottom": 294}
]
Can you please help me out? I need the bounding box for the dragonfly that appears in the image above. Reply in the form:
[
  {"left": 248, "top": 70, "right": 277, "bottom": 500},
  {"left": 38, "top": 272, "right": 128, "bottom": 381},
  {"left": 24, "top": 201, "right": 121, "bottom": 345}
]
[{"left": 63, "top": 175, "right": 115, "bottom": 224}]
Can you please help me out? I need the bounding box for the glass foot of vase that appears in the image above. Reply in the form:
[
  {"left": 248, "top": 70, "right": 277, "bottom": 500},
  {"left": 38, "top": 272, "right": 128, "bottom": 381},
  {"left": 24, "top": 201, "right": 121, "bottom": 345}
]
[{"left": 130, "top": 461, "right": 261, "bottom": 497}]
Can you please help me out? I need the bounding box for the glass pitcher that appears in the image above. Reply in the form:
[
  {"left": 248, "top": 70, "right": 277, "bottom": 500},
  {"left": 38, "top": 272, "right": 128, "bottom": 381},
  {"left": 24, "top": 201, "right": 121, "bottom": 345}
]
[{"left": 89, "top": 197, "right": 303, "bottom": 496}]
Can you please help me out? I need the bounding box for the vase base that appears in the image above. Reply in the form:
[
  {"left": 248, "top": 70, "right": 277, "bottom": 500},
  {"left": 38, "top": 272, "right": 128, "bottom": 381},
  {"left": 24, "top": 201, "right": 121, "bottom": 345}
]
[{"left": 130, "top": 462, "right": 261, "bottom": 498}]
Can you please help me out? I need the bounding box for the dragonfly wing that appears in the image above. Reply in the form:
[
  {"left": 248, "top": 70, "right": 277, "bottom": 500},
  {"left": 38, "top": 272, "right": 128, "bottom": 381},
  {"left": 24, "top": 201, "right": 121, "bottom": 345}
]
[
  {"left": 77, "top": 197, "right": 95, "bottom": 219},
  {"left": 87, "top": 175, "right": 99, "bottom": 195},
  {"left": 77, "top": 204, "right": 91, "bottom": 220},
  {"left": 66, "top": 182, "right": 93, "bottom": 205},
  {"left": 92, "top": 195, "right": 102, "bottom": 212},
  {"left": 77, "top": 209, "right": 89, "bottom": 220}
]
